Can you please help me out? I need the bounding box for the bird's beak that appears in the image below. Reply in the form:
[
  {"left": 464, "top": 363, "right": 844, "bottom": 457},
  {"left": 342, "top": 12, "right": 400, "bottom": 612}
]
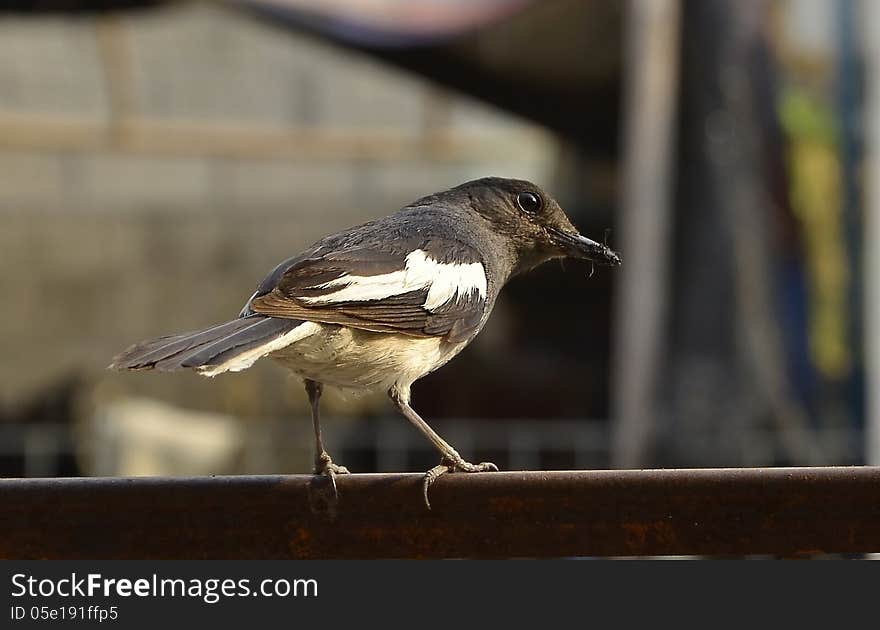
[{"left": 548, "top": 228, "right": 621, "bottom": 266}]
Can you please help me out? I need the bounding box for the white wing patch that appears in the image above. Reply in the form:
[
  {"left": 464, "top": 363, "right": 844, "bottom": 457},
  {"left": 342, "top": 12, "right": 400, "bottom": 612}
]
[
  {"left": 417, "top": 252, "right": 487, "bottom": 310},
  {"left": 299, "top": 249, "right": 487, "bottom": 312}
]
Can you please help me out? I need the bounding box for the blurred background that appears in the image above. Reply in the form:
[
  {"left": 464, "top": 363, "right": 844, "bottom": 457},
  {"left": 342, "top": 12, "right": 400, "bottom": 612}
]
[{"left": 0, "top": 0, "right": 876, "bottom": 480}]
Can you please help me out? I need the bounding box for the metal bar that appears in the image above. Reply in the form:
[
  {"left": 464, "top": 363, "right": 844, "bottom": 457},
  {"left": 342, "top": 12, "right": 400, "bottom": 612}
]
[{"left": 2, "top": 467, "right": 880, "bottom": 558}]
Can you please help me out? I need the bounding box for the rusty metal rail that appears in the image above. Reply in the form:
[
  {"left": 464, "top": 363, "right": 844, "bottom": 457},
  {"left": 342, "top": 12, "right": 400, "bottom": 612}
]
[{"left": 2, "top": 467, "right": 880, "bottom": 558}]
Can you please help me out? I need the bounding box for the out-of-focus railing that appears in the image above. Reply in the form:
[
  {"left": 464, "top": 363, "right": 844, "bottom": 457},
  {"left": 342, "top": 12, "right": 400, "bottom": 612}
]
[{"left": 0, "top": 419, "right": 864, "bottom": 479}]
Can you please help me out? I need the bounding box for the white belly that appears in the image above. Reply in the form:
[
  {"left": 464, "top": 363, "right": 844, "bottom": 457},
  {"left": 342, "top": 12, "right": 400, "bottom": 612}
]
[{"left": 267, "top": 323, "right": 466, "bottom": 392}]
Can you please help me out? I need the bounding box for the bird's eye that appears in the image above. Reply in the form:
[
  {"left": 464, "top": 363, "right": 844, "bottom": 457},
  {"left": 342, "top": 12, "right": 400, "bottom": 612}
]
[{"left": 516, "top": 191, "right": 542, "bottom": 214}]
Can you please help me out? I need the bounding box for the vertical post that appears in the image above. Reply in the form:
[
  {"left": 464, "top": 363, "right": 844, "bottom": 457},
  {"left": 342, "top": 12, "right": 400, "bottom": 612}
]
[
  {"left": 96, "top": 15, "right": 134, "bottom": 147},
  {"left": 611, "top": 0, "right": 681, "bottom": 467},
  {"left": 862, "top": 0, "right": 880, "bottom": 465}
]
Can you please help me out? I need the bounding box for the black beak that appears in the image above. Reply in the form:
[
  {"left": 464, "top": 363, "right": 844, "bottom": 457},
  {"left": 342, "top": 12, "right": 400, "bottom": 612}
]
[{"left": 548, "top": 228, "right": 621, "bottom": 266}]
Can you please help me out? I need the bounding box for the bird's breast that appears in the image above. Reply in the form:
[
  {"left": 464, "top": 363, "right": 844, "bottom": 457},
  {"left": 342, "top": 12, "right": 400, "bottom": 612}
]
[{"left": 267, "top": 323, "right": 467, "bottom": 392}]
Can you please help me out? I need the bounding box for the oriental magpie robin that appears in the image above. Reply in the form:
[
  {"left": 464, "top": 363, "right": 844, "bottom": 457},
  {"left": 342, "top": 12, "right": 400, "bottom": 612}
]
[{"left": 110, "top": 177, "right": 621, "bottom": 507}]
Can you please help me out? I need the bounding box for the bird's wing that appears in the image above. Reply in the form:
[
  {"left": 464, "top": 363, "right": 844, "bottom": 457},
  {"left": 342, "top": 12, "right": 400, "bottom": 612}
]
[{"left": 247, "top": 241, "right": 488, "bottom": 343}]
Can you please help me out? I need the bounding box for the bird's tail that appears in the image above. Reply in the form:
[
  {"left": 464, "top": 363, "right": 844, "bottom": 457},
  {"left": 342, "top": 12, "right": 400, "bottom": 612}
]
[{"left": 109, "top": 315, "right": 310, "bottom": 376}]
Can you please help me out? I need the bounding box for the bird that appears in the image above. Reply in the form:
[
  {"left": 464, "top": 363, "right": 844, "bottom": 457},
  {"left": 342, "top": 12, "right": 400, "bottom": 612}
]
[{"left": 109, "top": 177, "right": 621, "bottom": 507}]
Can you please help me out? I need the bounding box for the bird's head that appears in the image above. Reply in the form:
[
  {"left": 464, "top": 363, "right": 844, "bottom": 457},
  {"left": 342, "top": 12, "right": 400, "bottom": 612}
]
[{"left": 453, "top": 177, "right": 621, "bottom": 274}]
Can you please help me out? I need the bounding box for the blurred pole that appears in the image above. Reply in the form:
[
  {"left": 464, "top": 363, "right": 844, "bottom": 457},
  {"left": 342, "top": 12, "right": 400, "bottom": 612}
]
[
  {"left": 711, "top": 0, "right": 824, "bottom": 465},
  {"left": 611, "top": 0, "right": 681, "bottom": 467},
  {"left": 96, "top": 16, "right": 135, "bottom": 147},
  {"left": 863, "top": 0, "right": 880, "bottom": 465},
  {"left": 834, "top": 0, "right": 864, "bottom": 459}
]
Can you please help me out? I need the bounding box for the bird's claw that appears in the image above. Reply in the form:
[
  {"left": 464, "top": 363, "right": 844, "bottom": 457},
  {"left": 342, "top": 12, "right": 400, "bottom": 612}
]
[
  {"left": 422, "top": 456, "right": 498, "bottom": 509},
  {"left": 314, "top": 452, "right": 350, "bottom": 499}
]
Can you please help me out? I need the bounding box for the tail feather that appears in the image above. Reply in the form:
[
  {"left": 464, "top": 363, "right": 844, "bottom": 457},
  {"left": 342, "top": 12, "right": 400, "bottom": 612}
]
[
  {"left": 109, "top": 315, "right": 304, "bottom": 373},
  {"left": 175, "top": 318, "right": 289, "bottom": 369},
  {"left": 111, "top": 319, "right": 253, "bottom": 369}
]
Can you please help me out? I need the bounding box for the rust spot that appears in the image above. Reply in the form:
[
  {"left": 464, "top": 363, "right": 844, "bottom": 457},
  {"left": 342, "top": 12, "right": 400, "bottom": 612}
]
[
  {"left": 287, "top": 527, "right": 313, "bottom": 557},
  {"left": 622, "top": 522, "right": 649, "bottom": 548},
  {"left": 622, "top": 520, "right": 678, "bottom": 552},
  {"left": 487, "top": 497, "right": 526, "bottom": 511}
]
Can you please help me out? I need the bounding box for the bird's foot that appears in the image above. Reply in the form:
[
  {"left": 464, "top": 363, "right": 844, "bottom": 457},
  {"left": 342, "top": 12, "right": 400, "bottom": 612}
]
[
  {"left": 314, "top": 452, "right": 350, "bottom": 498},
  {"left": 422, "top": 454, "right": 498, "bottom": 510}
]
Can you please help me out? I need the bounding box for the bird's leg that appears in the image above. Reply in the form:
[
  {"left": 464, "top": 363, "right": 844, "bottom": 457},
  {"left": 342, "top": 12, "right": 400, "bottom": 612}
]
[
  {"left": 388, "top": 386, "right": 497, "bottom": 509},
  {"left": 304, "top": 379, "right": 349, "bottom": 496}
]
